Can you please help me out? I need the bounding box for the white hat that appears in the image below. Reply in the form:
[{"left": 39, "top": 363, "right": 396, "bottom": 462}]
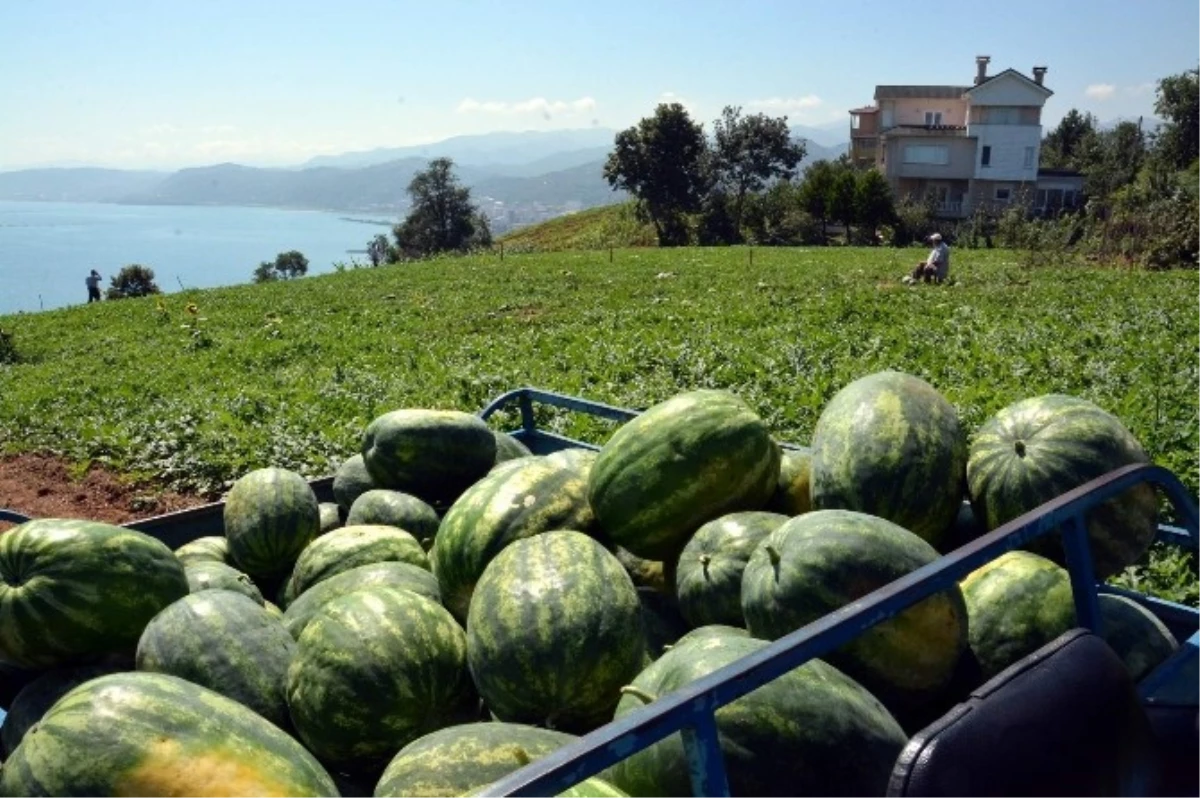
[{"left": 930, "top": 233, "right": 943, "bottom": 242}]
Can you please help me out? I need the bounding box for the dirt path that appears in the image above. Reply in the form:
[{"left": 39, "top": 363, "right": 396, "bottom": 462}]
[{"left": 0, "top": 453, "right": 211, "bottom": 531}]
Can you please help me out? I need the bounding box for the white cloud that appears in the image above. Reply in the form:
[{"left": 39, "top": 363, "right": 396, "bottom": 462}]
[
  {"left": 746, "top": 95, "right": 823, "bottom": 113},
  {"left": 657, "top": 91, "right": 700, "bottom": 116},
  {"left": 455, "top": 96, "right": 597, "bottom": 117},
  {"left": 1084, "top": 83, "right": 1116, "bottom": 100},
  {"left": 201, "top": 124, "right": 238, "bottom": 134}
]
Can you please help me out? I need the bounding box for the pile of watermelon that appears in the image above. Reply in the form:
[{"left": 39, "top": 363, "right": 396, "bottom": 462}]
[{"left": 0, "top": 371, "right": 1181, "bottom": 797}]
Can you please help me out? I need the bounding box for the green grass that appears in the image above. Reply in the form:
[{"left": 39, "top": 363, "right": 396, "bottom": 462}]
[
  {"left": 499, "top": 202, "right": 655, "bottom": 251},
  {"left": 1, "top": 246, "right": 1196, "bottom": 602}
]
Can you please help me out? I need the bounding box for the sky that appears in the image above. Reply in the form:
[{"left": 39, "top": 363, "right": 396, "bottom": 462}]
[{"left": 1, "top": 0, "right": 1197, "bottom": 171}]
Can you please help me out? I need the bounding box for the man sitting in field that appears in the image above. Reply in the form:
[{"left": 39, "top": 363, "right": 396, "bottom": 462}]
[{"left": 904, "top": 233, "right": 950, "bottom": 284}]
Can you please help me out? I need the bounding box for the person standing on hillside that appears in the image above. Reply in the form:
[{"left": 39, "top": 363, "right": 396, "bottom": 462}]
[
  {"left": 85, "top": 270, "right": 102, "bottom": 303},
  {"left": 904, "top": 234, "right": 951, "bottom": 284}
]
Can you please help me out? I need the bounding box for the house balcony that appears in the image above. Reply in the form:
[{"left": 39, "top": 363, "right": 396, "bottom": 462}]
[{"left": 881, "top": 125, "right": 969, "bottom": 138}]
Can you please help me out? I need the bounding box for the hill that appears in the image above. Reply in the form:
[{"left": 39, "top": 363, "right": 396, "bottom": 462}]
[{"left": 499, "top": 202, "right": 655, "bottom": 250}]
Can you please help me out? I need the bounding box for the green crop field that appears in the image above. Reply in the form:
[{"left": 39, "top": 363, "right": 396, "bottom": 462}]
[{"left": 1, "top": 246, "right": 1196, "bottom": 602}]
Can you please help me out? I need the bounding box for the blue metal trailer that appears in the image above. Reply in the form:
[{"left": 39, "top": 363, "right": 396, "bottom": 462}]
[{"left": 1, "top": 386, "right": 1195, "bottom": 796}]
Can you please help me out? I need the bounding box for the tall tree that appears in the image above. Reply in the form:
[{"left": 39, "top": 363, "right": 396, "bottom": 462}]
[
  {"left": 828, "top": 169, "right": 858, "bottom": 243},
  {"left": 710, "top": 106, "right": 806, "bottom": 237},
  {"left": 1152, "top": 68, "right": 1199, "bottom": 170},
  {"left": 603, "top": 103, "right": 709, "bottom": 246},
  {"left": 854, "top": 169, "right": 895, "bottom": 243},
  {"left": 797, "top": 160, "right": 837, "bottom": 242},
  {"left": 1041, "top": 109, "right": 1099, "bottom": 170},
  {"left": 394, "top": 158, "right": 490, "bottom": 258}
]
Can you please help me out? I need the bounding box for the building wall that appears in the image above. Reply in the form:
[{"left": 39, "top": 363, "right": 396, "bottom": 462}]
[
  {"left": 884, "top": 135, "right": 977, "bottom": 180},
  {"left": 968, "top": 123, "right": 1041, "bottom": 181},
  {"left": 884, "top": 97, "right": 969, "bottom": 127},
  {"left": 966, "top": 75, "right": 1050, "bottom": 106}
]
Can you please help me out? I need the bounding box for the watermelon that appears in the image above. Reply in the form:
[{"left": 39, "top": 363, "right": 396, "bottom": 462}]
[
  {"left": 741, "top": 509, "right": 968, "bottom": 714},
  {"left": 318, "top": 502, "right": 343, "bottom": 533},
  {"left": 613, "top": 547, "right": 671, "bottom": 595},
  {"left": 942, "top": 499, "right": 984, "bottom": 551},
  {"left": 185, "top": 560, "right": 265, "bottom": 604},
  {"left": 0, "top": 659, "right": 39, "bottom": 712},
  {"left": 544, "top": 448, "right": 598, "bottom": 476},
  {"left": 637, "top": 587, "right": 689, "bottom": 661},
  {"left": 373, "top": 721, "right": 577, "bottom": 797},
  {"left": 494, "top": 431, "right": 533, "bottom": 464},
  {"left": 362, "top": 409, "right": 497, "bottom": 505},
  {"left": 287, "top": 586, "right": 478, "bottom": 774},
  {"left": 966, "top": 394, "right": 1158, "bottom": 578},
  {"left": 466, "top": 531, "right": 645, "bottom": 733},
  {"left": 675, "top": 511, "right": 789, "bottom": 628},
  {"left": 607, "top": 634, "right": 907, "bottom": 797},
  {"left": 433, "top": 458, "right": 596, "bottom": 620},
  {"left": 345, "top": 489, "right": 441, "bottom": 550},
  {"left": 334, "top": 453, "right": 378, "bottom": 514},
  {"left": 1098, "top": 593, "right": 1179, "bottom": 682},
  {"left": 766, "top": 446, "right": 814, "bottom": 516},
  {"left": 588, "top": 390, "right": 780, "bottom": 562},
  {"left": 0, "top": 519, "right": 189, "bottom": 669},
  {"left": 263, "top": 600, "right": 284, "bottom": 621},
  {"left": 174, "top": 535, "right": 231, "bottom": 566},
  {"left": 810, "top": 371, "right": 967, "bottom": 549},
  {"left": 0, "top": 672, "right": 337, "bottom": 796},
  {"left": 1, "top": 664, "right": 121, "bottom": 756},
  {"left": 136, "top": 590, "right": 297, "bottom": 730},
  {"left": 556, "top": 778, "right": 629, "bottom": 797},
  {"left": 671, "top": 624, "right": 752, "bottom": 648},
  {"left": 224, "top": 467, "right": 320, "bottom": 580},
  {"left": 960, "top": 550, "right": 1076, "bottom": 680},
  {"left": 282, "top": 561, "right": 441, "bottom": 640},
  {"left": 283, "top": 524, "right": 429, "bottom": 607},
  {"left": 488, "top": 456, "right": 541, "bottom": 477}
]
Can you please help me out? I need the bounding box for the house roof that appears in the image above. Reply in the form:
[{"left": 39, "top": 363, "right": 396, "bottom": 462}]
[
  {"left": 967, "top": 68, "right": 1054, "bottom": 96},
  {"left": 849, "top": 105, "right": 879, "bottom": 114},
  {"left": 874, "top": 85, "right": 971, "bottom": 100}
]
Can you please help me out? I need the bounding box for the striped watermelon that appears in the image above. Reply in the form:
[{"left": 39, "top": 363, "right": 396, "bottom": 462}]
[
  {"left": 433, "top": 458, "right": 596, "bottom": 620},
  {"left": 672, "top": 624, "right": 753, "bottom": 648},
  {"left": 966, "top": 394, "right": 1158, "bottom": 578},
  {"left": 333, "top": 453, "right": 378, "bottom": 514},
  {"left": 466, "top": 531, "right": 645, "bottom": 733},
  {"left": 0, "top": 519, "right": 189, "bottom": 669},
  {"left": 345, "top": 489, "right": 441, "bottom": 550},
  {"left": 362, "top": 409, "right": 497, "bottom": 505},
  {"left": 544, "top": 448, "right": 598, "bottom": 476},
  {"left": 494, "top": 432, "right": 533, "bottom": 465},
  {"left": 263, "top": 600, "right": 284, "bottom": 621},
  {"left": 810, "top": 370, "right": 967, "bottom": 549},
  {"left": 607, "top": 634, "right": 907, "bottom": 797},
  {"left": 1098, "top": 593, "right": 1179, "bottom": 681},
  {"left": 184, "top": 561, "right": 265, "bottom": 604},
  {"left": 224, "top": 467, "right": 320, "bottom": 580},
  {"left": 136, "top": 590, "right": 297, "bottom": 730},
  {"left": 286, "top": 586, "right": 478, "bottom": 774},
  {"left": 281, "top": 560, "right": 441, "bottom": 640},
  {"left": 613, "top": 546, "right": 672, "bottom": 595},
  {"left": 374, "top": 721, "right": 576, "bottom": 797},
  {"left": 318, "top": 502, "right": 343, "bottom": 534},
  {"left": 741, "top": 510, "right": 967, "bottom": 716},
  {"left": 674, "top": 511, "right": 789, "bottom": 628},
  {"left": 174, "top": 535, "right": 231, "bottom": 566},
  {"left": 637, "top": 587, "right": 689, "bottom": 661},
  {"left": 767, "top": 446, "right": 814, "bottom": 516},
  {"left": 0, "top": 672, "right": 337, "bottom": 796},
  {"left": 283, "top": 524, "right": 429, "bottom": 607},
  {"left": 588, "top": 390, "right": 780, "bottom": 562},
  {"left": 1, "top": 664, "right": 121, "bottom": 756},
  {"left": 959, "top": 550, "right": 1076, "bottom": 680}
]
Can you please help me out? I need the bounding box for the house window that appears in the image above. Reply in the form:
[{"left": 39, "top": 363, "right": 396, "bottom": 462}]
[
  {"left": 1024, "top": 146, "right": 1035, "bottom": 169},
  {"left": 903, "top": 144, "right": 949, "bottom": 164},
  {"left": 995, "top": 187, "right": 1011, "bottom": 202},
  {"left": 851, "top": 115, "right": 861, "bottom": 130},
  {"left": 981, "top": 146, "right": 992, "bottom": 167},
  {"left": 924, "top": 111, "right": 943, "bottom": 126}
]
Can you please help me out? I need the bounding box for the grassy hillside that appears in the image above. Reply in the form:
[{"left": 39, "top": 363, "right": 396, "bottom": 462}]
[{"left": 499, "top": 202, "right": 655, "bottom": 251}]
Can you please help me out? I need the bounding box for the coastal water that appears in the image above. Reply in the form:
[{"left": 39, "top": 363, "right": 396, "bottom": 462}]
[{"left": 0, "top": 201, "right": 393, "bottom": 316}]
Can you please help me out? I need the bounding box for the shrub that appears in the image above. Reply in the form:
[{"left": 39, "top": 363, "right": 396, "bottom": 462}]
[{"left": 106, "top": 265, "right": 162, "bottom": 300}]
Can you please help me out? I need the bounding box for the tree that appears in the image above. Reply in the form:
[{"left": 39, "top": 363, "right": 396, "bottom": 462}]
[
  {"left": 393, "top": 158, "right": 489, "bottom": 258},
  {"left": 854, "top": 170, "right": 895, "bottom": 243},
  {"left": 1152, "top": 68, "right": 1199, "bottom": 170},
  {"left": 603, "top": 103, "right": 709, "bottom": 246},
  {"left": 252, "top": 250, "right": 309, "bottom": 283},
  {"left": 797, "top": 160, "right": 837, "bottom": 242},
  {"left": 367, "top": 234, "right": 391, "bottom": 267},
  {"left": 710, "top": 106, "right": 805, "bottom": 238},
  {"left": 106, "top": 264, "right": 161, "bottom": 299},
  {"left": 1041, "top": 109, "right": 1099, "bottom": 170},
  {"left": 828, "top": 169, "right": 858, "bottom": 243}
]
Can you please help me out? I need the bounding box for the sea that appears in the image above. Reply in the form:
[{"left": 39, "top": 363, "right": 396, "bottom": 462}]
[{"left": 0, "top": 201, "right": 395, "bottom": 316}]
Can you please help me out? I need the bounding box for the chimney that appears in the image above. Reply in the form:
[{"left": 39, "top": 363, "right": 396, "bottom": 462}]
[
  {"left": 975, "top": 55, "right": 991, "bottom": 85},
  {"left": 1032, "top": 66, "right": 1047, "bottom": 86}
]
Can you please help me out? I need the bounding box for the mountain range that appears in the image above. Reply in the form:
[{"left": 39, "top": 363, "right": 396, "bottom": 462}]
[{"left": 0, "top": 127, "right": 850, "bottom": 222}]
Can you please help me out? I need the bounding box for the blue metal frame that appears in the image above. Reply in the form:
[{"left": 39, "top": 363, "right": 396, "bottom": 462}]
[{"left": 2, "top": 386, "right": 1196, "bottom": 797}]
